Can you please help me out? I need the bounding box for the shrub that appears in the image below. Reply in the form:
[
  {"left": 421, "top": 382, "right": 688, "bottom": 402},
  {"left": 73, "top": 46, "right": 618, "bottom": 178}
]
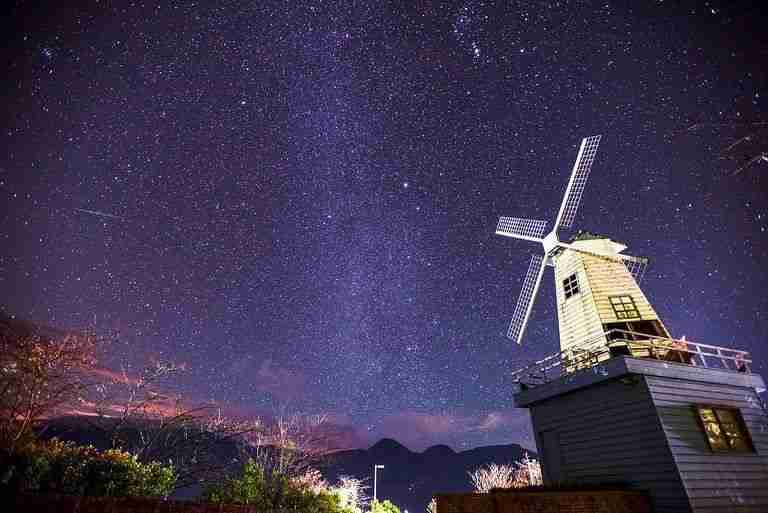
[
  {"left": 0, "top": 438, "right": 176, "bottom": 497},
  {"left": 468, "top": 463, "right": 516, "bottom": 492},
  {"left": 371, "top": 499, "right": 401, "bottom": 513},
  {"left": 469, "top": 453, "right": 543, "bottom": 493},
  {"left": 204, "top": 458, "right": 357, "bottom": 513}
]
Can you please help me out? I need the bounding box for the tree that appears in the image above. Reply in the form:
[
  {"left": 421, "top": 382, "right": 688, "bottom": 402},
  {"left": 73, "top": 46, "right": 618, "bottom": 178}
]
[
  {"left": 512, "top": 453, "right": 542, "bottom": 487},
  {"left": 371, "top": 499, "right": 401, "bottom": 513},
  {"left": 331, "top": 475, "right": 368, "bottom": 513},
  {"left": 246, "top": 413, "right": 338, "bottom": 479},
  {"left": 88, "top": 361, "right": 339, "bottom": 491},
  {"left": 0, "top": 314, "right": 179, "bottom": 499},
  {"left": 0, "top": 313, "right": 342, "bottom": 496},
  {"left": 204, "top": 458, "right": 358, "bottom": 513},
  {"left": 0, "top": 313, "right": 97, "bottom": 455},
  {"left": 468, "top": 463, "right": 516, "bottom": 493},
  {"left": 290, "top": 471, "right": 368, "bottom": 513},
  {"left": 88, "top": 360, "right": 262, "bottom": 490},
  {"left": 468, "top": 454, "right": 543, "bottom": 492}
]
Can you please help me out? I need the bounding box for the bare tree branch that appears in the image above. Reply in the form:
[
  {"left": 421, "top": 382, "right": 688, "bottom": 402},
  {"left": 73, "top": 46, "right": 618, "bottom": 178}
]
[
  {"left": 730, "top": 153, "right": 768, "bottom": 176},
  {"left": 0, "top": 313, "right": 98, "bottom": 455},
  {"left": 87, "top": 360, "right": 337, "bottom": 490},
  {"left": 469, "top": 454, "right": 543, "bottom": 492},
  {"left": 682, "top": 120, "right": 768, "bottom": 176}
]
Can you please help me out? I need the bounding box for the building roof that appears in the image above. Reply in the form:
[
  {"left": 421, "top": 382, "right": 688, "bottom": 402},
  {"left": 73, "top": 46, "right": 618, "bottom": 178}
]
[{"left": 569, "top": 230, "right": 613, "bottom": 242}]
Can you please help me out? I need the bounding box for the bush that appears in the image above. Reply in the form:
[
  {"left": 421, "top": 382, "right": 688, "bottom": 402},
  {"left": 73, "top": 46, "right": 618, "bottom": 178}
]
[
  {"left": 371, "top": 499, "right": 401, "bottom": 513},
  {"left": 0, "top": 438, "right": 176, "bottom": 497},
  {"left": 469, "top": 454, "right": 543, "bottom": 493},
  {"left": 204, "top": 458, "right": 356, "bottom": 513}
]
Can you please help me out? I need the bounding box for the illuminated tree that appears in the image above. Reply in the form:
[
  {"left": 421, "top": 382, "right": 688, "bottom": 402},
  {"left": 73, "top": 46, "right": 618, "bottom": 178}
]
[
  {"left": 246, "top": 413, "right": 339, "bottom": 479},
  {"left": 205, "top": 459, "right": 362, "bottom": 513},
  {"left": 468, "top": 454, "right": 542, "bottom": 492},
  {"left": 512, "top": 453, "right": 542, "bottom": 487},
  {"left": 0, "top": 313, "right": 96, "bottom": 454},
  {"left": 468, "top": 463, "right": 516, "bottom": 493},
  {"left": 332, "top": 475, "right": 369, "bottom": 513},
  {"left": 370, "top": 499, "right": 401, "bottom": 513},
  {"left": 292, "top": 473, "right": 369, "bottom": 513}
]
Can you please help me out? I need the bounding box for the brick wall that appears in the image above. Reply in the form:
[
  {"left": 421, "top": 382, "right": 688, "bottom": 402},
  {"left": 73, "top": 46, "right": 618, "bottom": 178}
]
[
  {"left": 11, "top": 490, "right": 651, "bottom": 513},
  {"left": 435, "top": 490, "right": 651, "bottom": 513},
  {"left": 10, "top": 493, "right": 284, "bottom": 513}
]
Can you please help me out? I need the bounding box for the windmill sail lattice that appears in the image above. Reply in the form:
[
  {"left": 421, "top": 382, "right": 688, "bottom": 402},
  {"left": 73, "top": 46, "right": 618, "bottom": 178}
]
[
  {"left": 555, "top": 135, "right": 602, "bottom": 229},
  {"left": 557, "top": 242, "right": 649, "bottom": 282},
  {"left": 621, "top": 256, "right": 648, "bottom": 282},
  {"left": 507, "top": 254, "right": 546, "bottom": 342},
  {"left": 496, "top": 217, "right": 548, "bottom": 241}
]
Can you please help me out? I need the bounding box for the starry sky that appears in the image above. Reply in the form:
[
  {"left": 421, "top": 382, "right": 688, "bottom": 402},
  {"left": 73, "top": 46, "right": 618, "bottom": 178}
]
[{"left": 2, "top": 1, "right": 767, "bottom": 452}]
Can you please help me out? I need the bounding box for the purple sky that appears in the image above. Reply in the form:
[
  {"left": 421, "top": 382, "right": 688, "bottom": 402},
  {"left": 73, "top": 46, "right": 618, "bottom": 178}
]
[{"left": 2, "top": 1, "right": 766, "bottom": 451}]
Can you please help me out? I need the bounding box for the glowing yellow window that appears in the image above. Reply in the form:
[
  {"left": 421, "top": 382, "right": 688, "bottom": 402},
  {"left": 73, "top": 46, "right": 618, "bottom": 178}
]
[{"left": 695, "top": 406, "right": 754, "bottom": 453}]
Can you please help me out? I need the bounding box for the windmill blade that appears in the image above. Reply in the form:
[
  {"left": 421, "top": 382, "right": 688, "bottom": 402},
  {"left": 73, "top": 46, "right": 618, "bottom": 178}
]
[
  {"left": 554, "top": 135, "right": 602, "bottom": 229},
  {"left": 496, "top": 216, "right": 548, "bottom": 242},
  {"left": 507, "top": 254, "right": 547, "bottom": 344}
]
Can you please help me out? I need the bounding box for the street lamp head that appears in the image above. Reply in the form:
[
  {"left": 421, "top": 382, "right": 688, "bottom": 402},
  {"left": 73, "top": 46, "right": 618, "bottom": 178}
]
[{"left": 375, "top": 464, "right": 385, "bottom": 469}]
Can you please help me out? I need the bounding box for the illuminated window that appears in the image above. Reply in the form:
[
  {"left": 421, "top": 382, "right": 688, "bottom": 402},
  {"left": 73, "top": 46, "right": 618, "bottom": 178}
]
[
  {"left": 563, "top": 274, "right": 579, "bottom": 299},
  {"left": 695, "top": 406, "right": 754, "bottom": 452},
  {"left": 609, "top": 295, "right": 640, "bottom": 320}
]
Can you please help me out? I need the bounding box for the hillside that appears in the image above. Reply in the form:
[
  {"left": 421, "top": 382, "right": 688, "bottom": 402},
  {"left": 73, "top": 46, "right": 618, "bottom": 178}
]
[
  {"left": 323, "top": 439, "right": 533, "bottom": 513},
  {"left": 39, "top": 416, "right": 533, "bottom": 511}
]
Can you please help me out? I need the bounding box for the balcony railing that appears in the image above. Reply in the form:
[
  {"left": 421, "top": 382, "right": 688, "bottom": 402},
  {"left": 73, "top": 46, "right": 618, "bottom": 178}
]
[{"left": 510, "top": 329, "right": 752, "bottom": 388}]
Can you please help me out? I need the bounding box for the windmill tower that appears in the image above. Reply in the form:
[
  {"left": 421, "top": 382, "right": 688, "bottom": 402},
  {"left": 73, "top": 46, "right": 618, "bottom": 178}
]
[
  {"left": 492, "top": 136, "right": 768, "bottom": 513},
  {"left": 497, "top": 136, "right": 670, "bottom": 364}
]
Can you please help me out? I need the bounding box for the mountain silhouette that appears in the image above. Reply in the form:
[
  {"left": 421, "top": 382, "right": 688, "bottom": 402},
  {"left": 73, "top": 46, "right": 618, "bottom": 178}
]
[{"left": 324, "top": 439, "right": 533, "bottom": 513}]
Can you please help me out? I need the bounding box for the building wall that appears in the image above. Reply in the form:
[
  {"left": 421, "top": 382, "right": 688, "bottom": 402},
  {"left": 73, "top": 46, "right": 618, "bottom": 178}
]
[
  {"left": 646, "top": 375, "right": 768, "bottom": 513},
  {"left": 553, "top": 248, "right": 605, "bottom": 353},
  {"left": 584, "top": 257, "right": 656, "bottom": 323},
  {"left": 553, "top": 239, "right": 669, "bottom": 353},
  {"left": 530, "top": 376, "right": 692, "bottom": 513}
]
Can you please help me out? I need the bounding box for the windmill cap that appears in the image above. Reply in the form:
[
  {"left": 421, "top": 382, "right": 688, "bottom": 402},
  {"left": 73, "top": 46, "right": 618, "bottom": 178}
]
[
  {"left": 569, "top": 231, "right": 629, "bottom": 253},
  {"left": 569, "top": 230, "right": 613, "bottom": 242}
]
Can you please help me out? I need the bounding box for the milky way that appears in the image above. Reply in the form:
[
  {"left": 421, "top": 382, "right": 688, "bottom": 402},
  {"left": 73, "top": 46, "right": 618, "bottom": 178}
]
[{"left": 2, "top": 1, "right": 766, "bottom": 451}]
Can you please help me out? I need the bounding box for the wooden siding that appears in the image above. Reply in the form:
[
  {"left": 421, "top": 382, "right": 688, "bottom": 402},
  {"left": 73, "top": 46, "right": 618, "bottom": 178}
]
[
  {"left": 582, "top": 261, "right": 657, "bottom": 323},
  {"left": 647, "top": 375, "right": 768, "bottom": 513},
  {"left": 530, "top": 377, "right": 692, "bottom": 513},
  {"left": 553, "top": 249, "right": 605, "bottom": 353},
  {"left": 552, "top": 237, "right": 671, "bottom": 355}
]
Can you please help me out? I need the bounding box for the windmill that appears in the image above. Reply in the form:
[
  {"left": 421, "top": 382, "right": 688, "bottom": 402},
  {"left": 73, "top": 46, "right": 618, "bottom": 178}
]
[
  {"left": 496, "top": 136, "right": 671, "bottom": 358},
  {"left": 486, "top": 137, "right": 768, "bottom": 511}
]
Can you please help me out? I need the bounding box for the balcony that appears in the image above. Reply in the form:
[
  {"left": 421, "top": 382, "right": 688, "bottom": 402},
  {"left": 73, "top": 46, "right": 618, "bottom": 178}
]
[{"left": 511, "top": 329, "right": 752, "bottom": 390}]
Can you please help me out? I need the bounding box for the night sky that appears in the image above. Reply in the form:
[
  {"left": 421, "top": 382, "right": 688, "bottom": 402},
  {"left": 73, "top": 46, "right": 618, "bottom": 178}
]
[{"left": 2, "top": 1, "right": 766, "bottom": 452}]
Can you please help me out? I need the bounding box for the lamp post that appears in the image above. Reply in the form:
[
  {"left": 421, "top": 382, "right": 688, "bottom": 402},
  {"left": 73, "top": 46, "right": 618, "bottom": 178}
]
[{"left": 373, "top": 464, "right": 385, "bottom": 505}]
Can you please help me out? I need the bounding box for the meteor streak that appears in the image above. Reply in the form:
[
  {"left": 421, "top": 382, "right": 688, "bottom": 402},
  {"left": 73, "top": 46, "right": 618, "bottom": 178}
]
[{"left": 74, "top": 208, "right": 124, "bottom": 220}]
